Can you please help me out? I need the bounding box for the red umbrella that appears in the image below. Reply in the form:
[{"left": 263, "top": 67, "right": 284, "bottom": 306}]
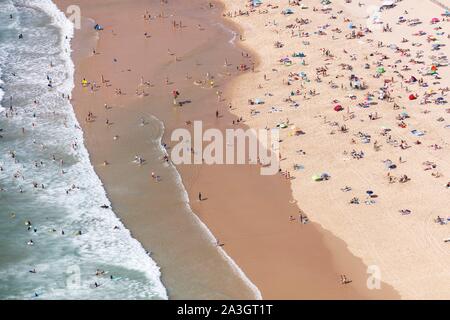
[
  {"left": 409, "top": 94, "right": 417, "bottom": 100},
  {"left": 334, "top": 104, "right": 344, "bottom": 111}
]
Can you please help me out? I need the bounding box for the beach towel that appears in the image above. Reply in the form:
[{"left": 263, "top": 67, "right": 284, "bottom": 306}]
[{"left": 411, "top": 129, "right": 425, "bottom": 136}]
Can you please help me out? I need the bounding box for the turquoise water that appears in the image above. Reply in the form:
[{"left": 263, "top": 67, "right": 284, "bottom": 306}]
[{"left": 0, "top": 0, "right": 167, "bottom": 299}]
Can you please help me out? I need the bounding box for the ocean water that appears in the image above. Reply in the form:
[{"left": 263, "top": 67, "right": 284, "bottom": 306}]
[{"left": 0, "top": 0, "right": 167, "bottom": 299}]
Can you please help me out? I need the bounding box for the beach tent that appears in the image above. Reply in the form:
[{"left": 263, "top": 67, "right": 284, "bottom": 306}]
[
  {"left": 282, "top": 8, "right": 294, "bottom": 15},
  {"left": 292, "top": 52, "right": 306, "bottom": 58},
  {"left": 380, "top": 0, "right": 395, "bottom": 8},
  {"left": 411, "top": 129, "right": 425, "bottom": 136},
  {"left": 312, "top": 174, "right": 323, "bottom": 181},
  {"left": 252, "top": 0, "right": 262, "bottom": 7},
  {"left": 94, "top": 24, "right": 104, "bottom": 31},
  {"left": 321, "top": 0, "right": 331, "bottom": 4}
]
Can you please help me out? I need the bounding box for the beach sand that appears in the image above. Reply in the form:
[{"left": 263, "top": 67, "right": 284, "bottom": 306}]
[
  {"left": 54, "top": 0, "right": 409, "bottom": 299},
  {"left": 222, "top": 0, "right": 450, "bottom": 299}
]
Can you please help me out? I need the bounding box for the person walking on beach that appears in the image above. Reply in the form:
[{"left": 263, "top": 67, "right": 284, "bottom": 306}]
[
  {"left": 198, "top": 192, "right": 202, "bottom": 201},
  {"left": 173, "top": 89, "right": 180, "bottom": 105}
]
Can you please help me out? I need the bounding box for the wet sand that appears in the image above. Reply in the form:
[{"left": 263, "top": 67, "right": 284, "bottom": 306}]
[{"left": 55, "top": 0, "right": 399, "bottom": 299}]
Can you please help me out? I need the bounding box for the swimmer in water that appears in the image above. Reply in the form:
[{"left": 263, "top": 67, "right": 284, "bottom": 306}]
[{"left": 95, "top": 269, "right": 105, "bottom": 276}]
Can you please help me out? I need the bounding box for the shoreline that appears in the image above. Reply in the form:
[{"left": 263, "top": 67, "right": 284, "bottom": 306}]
[
  {"left": 0, "top": 0, "right": 168, "bottom": 299},
  {"left": 54, "top": 0, "right": 260, "bottom": 299},
  {"left": 55, "top": 0, "right": 400, "bottom": 299}
]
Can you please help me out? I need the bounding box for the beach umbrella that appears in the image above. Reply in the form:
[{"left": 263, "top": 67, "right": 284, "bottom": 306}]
[
  {"left": 321, "top": 173, "right": 330, "bottom": 180},
  {"left": 409, "top": 94, "right": 417, "bottom": 100},
  {"left": 366, "top": 190, "right": 374, "bottom": 195},
  {"left": 334, "top": 104, "right": 344, "bottom": 111},
  {"left": 431, "top": 18, "right": 440, "bottom": 23},
  {"left": 348, "top": 22, "right": 354, "bottom": 29},
  {"left": 312, "top": 174, "right": 322, "bottom": 181},
  {"left": 376, "top": 66, "right": 385, "bottom": 73}
]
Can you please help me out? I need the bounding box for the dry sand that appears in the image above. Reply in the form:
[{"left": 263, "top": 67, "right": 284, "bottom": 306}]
[{"left": 221, "top": 0, "right": 450, "bottom": 299}]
